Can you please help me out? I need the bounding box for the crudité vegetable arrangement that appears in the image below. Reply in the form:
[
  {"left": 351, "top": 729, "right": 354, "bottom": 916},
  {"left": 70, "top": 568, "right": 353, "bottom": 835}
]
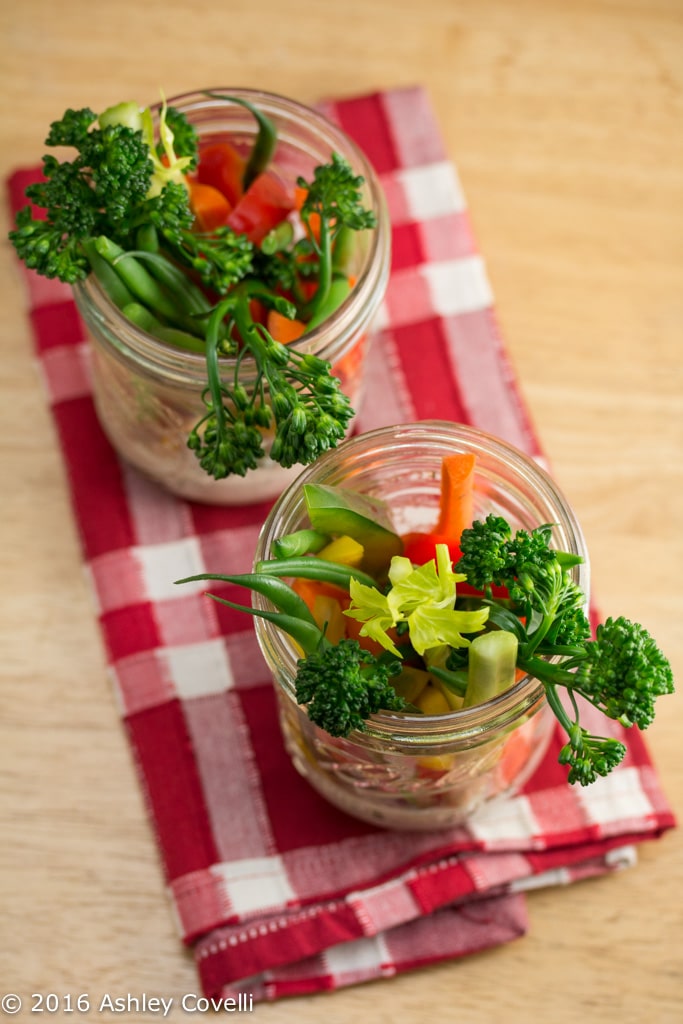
[
  {"left": 178, "top": 452, "right": 674, "bottom": 787},
  {"left": 9, "top": 92, "right": 377, "bottom": 480}
]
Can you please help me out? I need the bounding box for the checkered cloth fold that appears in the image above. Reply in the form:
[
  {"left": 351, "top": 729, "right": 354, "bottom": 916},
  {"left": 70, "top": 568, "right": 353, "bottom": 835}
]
[{"left": 7, "top": 86, "right": 675, "bottom": 1002}]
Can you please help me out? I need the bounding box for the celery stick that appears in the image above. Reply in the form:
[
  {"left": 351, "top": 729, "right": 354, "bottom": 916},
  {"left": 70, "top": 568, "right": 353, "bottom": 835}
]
[{"left": 464, "top": 630, "right": 519, "bottom": 707}]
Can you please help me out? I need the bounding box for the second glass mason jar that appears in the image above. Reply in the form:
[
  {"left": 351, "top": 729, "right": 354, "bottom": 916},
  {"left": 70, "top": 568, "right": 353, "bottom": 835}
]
[
  {"left": 73, "top": 88, "right": 390, "bottom": 505},
  {"left": 253, "top": 421, "right": 590, "bottom": 831}
]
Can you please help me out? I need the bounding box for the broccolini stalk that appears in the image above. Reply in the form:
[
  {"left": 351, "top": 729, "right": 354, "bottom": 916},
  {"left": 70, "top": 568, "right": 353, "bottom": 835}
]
[
  {"left": 187, "top": 282, "right": 354, "bottom": 479},
  {"left": 457, "top": 517, "right": 674, "bottom": 784},
  {"left": 298, "top": 152, "right": 377, "bottom": 321}
]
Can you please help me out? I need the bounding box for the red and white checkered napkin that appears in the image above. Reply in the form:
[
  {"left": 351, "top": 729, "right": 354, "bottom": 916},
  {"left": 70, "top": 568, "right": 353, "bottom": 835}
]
[{"left": 7, "top": 86, "right": 675, "bottom": 1001}]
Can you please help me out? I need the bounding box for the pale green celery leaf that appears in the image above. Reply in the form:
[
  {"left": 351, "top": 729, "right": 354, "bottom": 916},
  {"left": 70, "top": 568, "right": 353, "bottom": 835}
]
[
  {"left": 144, "top": 98, "right": 193, "bottom": 197},
  {"left": 345, "top": 545, "right": 485, "bottom": 659},
  {"left": 345, "top": 579, "right": 400, "bottom": 656},
  {"left": 408, "top": 605, "right": 489, "bottom": 656},
  {"left": 388, "top": 544, "right": 466, "bottom": 617}
]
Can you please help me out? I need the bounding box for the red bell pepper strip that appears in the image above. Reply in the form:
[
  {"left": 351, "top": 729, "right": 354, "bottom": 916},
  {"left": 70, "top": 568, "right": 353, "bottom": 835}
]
[
  {"left": 196, "top": 141, "right": 245, "bottom": 208},
  {"left": 226, "top": 172, "right": 295, "bottom": 244}
]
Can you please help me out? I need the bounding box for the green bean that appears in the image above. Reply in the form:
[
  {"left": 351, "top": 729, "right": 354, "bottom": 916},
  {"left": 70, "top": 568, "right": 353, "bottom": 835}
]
[
  {"left": 135, "top": 223, "right": 160, "bottom": 254},
  {"left": 203, "top": 594, "right": 324, "bottom": 656},
  {"left": 272, "top": 530, "right": 330, "bottom": 559},
  {"left": 260, "top": 220, "right": 294, "bottom": 255},
  {"left": 154, "top": 326, "right": 207, "bottom": 353},
  {"left": 122, "top": 303, "right": 206, "bottom": 354},
  {"left": 96, "top": 235, "right": 213, "bottom": 339},
  {"left": 205, "top": 92, "right": 277, "bottom": 190},
  {"left": 174, "top": 571, "right": 317, "bottom": 624},
  {"left": 255, "top": 557, "right": 377, "bottom": 592},
  {"left": 126, "top": 249, "right": 213, "bottom": 319},
  {"left": 81, "top": 238, "right": 135, "bottom": 309},
  {"left": 95, "top": 235, "right": 187, "bottom": 323},
  {"left": 429, "top": 666, "right": 468, "bottom": 698}
]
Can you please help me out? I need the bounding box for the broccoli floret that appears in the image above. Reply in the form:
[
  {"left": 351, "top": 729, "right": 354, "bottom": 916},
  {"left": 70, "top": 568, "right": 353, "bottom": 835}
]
[
  {"left": 8, "top": 103, "right": 247, "bottom": 294},
  {"left": 298, "top": 152, "right": 377, "bottom": 320},
  {"left": 457, "top": 514, "right": 591, "bottom": 653},
  {"left": 173, "top": 571, "right": 404, "bottom": 738},
  {"left": 558, "top": 727, "right": 627, "bottom": 786},
  {"left": 300, "top": 152, "right": 377, "bottom": 236},
  {"left": 188, "top": 284, "right": 353, "bottom": 481},
  {"left": 295, "top": 639, "right": 404, "bottom": 737},
  {"left": 10, "top": 111, "right": 155, "bottom": 281},
  {"left": 520, "top": 614, "right": 674, "bottom": 785},
  {"left": 573, "top": 616, "right": 674, "bottom": 729},
  {"left": 9, "top": 100, "right": 376, "bottom": 484},
  {"left": 455, "top": 514, "right": 515, "bottom": 591},
  {"left": 177, "top": 513, "right": 674, "bottom": 773}
]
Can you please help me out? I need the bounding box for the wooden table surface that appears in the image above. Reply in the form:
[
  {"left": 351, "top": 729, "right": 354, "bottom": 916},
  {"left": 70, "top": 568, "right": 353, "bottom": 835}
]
[{"left": 1, "top": 2, "right": 681, "bottom": 1021}]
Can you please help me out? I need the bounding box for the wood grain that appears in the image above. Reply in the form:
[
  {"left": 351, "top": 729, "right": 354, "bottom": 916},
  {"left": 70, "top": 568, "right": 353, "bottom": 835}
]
[{"left": 1, "top": 2, "right": 681, "bottom": 1021}]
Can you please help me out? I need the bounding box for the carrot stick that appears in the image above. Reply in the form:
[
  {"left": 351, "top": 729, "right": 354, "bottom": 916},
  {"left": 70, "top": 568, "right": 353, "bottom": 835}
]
[
  {"left": 291, "top": 577, "right": 350, "bottom": 615},
  {"left": 434, "top": 452, "right": 476, "bottom": 540},
  {"left": 294, "top": 184, "right": 322, "bottom": 242},
  {"left": 266, "top": 308, "right": 306, "bottom": 344},
  {"left": 187, "top": 180, "right": 232, "bottom": 232}
]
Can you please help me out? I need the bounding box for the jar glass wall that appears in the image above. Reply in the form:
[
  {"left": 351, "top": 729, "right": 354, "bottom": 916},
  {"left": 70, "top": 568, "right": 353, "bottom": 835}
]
[
  {"left": 73, "top": 88, "right": 390, "bottom": 504},
  {"left": 253, "top": 421, "right": 590, "bottom": 830}
]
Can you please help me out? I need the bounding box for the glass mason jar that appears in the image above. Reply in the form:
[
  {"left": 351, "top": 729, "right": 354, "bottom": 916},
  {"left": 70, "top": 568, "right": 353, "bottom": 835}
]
[
  {"left": 73, "top": 88, "right": 390, "bottom": 505},
  {"left": 253, "top": 421, "right": 590, "bottom": 831}
]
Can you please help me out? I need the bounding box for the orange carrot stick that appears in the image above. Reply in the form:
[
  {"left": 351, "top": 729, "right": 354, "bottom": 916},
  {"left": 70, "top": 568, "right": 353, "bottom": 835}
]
[
  {"left": 291, "top": 577, "right": 350, "bottom": 615},
  {"left": 266, "top": 309, "right": 307, "bottom": 344},
  {"left": 187, "top": 180, "right": 232, "bottom": 232},
  {"left": 434, "top": 452, "right": 476, "bottom": 540},
  {"left": 294, "top": 184, "right": 322, "bottom": 242}
]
